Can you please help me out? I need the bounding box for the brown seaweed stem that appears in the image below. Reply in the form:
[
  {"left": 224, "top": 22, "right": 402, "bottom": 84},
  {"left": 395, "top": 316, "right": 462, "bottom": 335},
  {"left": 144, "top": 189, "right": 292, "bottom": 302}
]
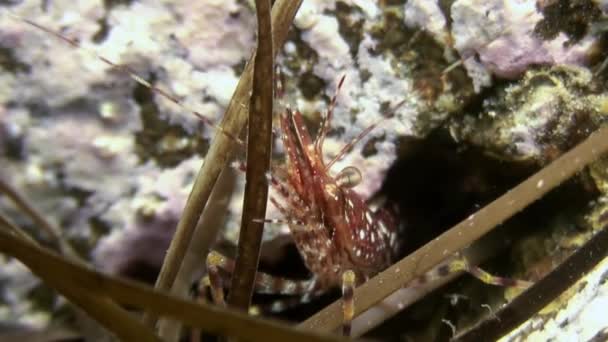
[
  {"left": 299, "top": 124, "right": 608, "bottom": 333},
  {"left": 0, "top": 178, "right": 155, "bottom": 340},
  {"left": 0, "top": 177, "right": 77, "bottom": 258},
  {"left": 349, "top": 229, "right": 515, "bottom": 337},
  {"left": 147, "top": 0, "right": 302, "bottom": 326},
  {"left": 158, "top": 169, "right": 235, "bottom": 341},
  {"left": 0, "top": 327, "right": 79, "bottom": 341},
  {"left": 453, "top": 222, "right": 608, "bottom": 341},
  {"left": 0, "top": 225, "right": 344, "bottom": 342},
  {"left": 0, "top": 214, "right": 161, "bottom": 342},
  {"left": 0, "top": 211, "right": 34, "bottom": 243},
  {"left": 228, "top": 0, "right": 274, "bottom": 311}
]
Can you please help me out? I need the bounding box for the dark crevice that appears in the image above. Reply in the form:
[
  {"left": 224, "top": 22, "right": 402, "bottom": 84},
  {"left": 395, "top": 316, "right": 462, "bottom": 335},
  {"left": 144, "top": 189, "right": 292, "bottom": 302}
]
[
  {"left": 132, "top": 74, "right": 209, "bottom": 167},
  {"left": 0, "top": 46, "right": 31, "bottom": 74},
  {"left": 331, "top": 1, "right": 366, "bottom": 58},
  {"left": 366, "top": 128, "right": 600, "bottom": 340},
  {"left": 380, "top": 129, "right": 537, "bottom": 256},
  {"left": 91, "top": 18, "right": 111, "bottom": 43},
  {"left": 297, "top": 71, "right": 326, "bottom": 100},
  {"left": 534, "top": 0, "right": 602, "bottom": 45},
  {"left": 90, "top": 0, "right": 136, "bottom": 42}
]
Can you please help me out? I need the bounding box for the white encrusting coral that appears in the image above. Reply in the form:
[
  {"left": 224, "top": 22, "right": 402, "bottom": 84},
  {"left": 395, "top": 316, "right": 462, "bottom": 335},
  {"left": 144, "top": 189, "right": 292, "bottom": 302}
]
[{"left": 404, "top": 0, "right": 597, "bottom": 92}]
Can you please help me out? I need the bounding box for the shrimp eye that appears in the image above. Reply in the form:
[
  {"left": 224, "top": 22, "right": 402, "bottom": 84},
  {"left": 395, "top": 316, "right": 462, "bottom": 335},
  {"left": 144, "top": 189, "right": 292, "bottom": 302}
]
[{"left": 335, "top": 166, "right": 362, "bottom": 188}]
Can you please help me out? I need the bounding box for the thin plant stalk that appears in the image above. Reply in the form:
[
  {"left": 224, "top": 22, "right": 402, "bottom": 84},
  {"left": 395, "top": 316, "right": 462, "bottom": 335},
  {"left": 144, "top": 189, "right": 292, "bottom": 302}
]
[
  {"left": 0, "top": 226, "right": 344, "bottom": 342},
  {"left": 453, "top": 223, "right": 608, "bottom": 341},
  {"left": 147, "top": 0, "right": 302, "bottom": 325},
  {"left": 349, "top": 230, "right": 515, "bottom": 337},
  {"left": 0, "top": 177, "right": 77, "bottom": 258},
  {"left": 0, "top": 214, "right": 161, "bottom": 342},
  {"left": 0, "top": 180, "right": 158, "bottom": 341},
  {"left": 228, "top": 0, "right": 274, "bottom": 311},
  {"left": 158, "top": 168, "right": 236, "bottom": 341}
]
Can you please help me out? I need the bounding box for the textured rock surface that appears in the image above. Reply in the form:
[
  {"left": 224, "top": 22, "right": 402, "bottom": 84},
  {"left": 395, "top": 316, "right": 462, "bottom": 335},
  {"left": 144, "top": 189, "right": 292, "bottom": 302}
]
[
  {"left": 450, "top": 65, "right": 608, "bottom": 163},
  {"left": 501, "top": 197, "right": 608, "bottom": 341},
  {"left": 0, "top": 0, "right": 607, "bottom": 337}
]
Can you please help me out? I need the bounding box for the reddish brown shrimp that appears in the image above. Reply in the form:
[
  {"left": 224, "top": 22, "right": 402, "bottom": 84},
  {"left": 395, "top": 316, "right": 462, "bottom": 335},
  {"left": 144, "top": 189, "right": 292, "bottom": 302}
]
[
  {"left": 271, "top": 97, "right": 401, "bottom": 291},
  {"left": 207, "top": 78, "right": 404, "bottom": 335},
  {"left": 216, "top": 74, "right": 404, "bottom": 307}
]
